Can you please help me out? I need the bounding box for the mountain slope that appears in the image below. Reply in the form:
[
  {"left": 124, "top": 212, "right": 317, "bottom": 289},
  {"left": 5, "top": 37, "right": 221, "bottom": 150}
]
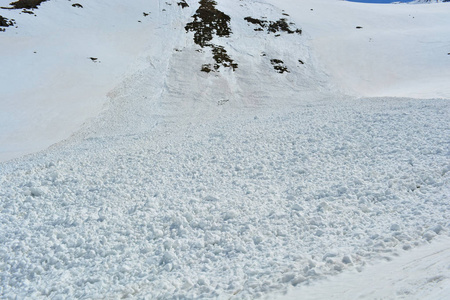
[
  {"left": 1, "top": 0, "right": 450, "bottom": 162},
  {"left": 276, "top": 0, "right": 450, "bottom": 98},
  {"left": 0, "top": 0, "right": 449, "bottom": 299}
]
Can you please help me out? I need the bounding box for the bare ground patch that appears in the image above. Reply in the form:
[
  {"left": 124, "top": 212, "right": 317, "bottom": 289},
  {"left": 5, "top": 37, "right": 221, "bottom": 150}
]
[
  {"left": 244, "top": 16, "right": 302, "bottom": 35},
  {"left": 3, "top": 0, "right": 48, "bottom": 9}
]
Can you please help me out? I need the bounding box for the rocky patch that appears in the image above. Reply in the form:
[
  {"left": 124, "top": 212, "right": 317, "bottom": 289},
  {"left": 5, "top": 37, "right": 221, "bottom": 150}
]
[
  {"left": 3, "top": 0, "right": 48, "bottom": 9},
  {"left": 185, "top": 0, "right": 237, "bottom": 72},
  {"left": 271, "top": 59, "right": 289, "bottom": 73},
  {"left": 177, "top": 0, "right": 189, "bottom": 8},
  {"left": 0, "top": 15, "right": 15, "bottom": 31},
  {"left": 244, "top": 16, "right": 302, "bottom": 35}
]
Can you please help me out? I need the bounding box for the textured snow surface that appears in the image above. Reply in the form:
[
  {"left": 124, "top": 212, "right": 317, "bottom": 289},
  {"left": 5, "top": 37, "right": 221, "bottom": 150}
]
[
  {"left": 1, "top": 0, "right": 450, "bottom": 299},
  {"left": 277, "top": 235, "right": 450, "bottom": 299},
  {"left": 1, "top": 97, "right": 449, "bottom": 298}
]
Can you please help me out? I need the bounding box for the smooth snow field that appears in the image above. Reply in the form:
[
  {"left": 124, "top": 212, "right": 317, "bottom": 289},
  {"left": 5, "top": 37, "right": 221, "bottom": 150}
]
[{"left": 1, "top": 0, "right": 449, "bottom": 299}]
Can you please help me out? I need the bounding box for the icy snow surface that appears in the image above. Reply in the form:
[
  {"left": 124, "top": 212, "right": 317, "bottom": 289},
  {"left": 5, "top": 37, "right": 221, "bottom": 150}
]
[{"left": 1, "top": 0, "right": 450, "bottom": 299}]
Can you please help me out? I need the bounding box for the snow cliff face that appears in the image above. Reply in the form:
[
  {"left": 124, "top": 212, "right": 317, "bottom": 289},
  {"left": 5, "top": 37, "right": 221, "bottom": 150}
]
[{"left": 0, "top": 0, "right": 449, "bottom": 299}]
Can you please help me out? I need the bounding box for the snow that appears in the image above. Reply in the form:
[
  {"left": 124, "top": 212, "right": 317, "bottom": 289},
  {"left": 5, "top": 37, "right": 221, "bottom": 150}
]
[
  {"left": 276, "top": 0, "right": 450, "bottom": 98},
  {"left": 1, "top": 0, "right": 449, "bottom": 299},
  {"left": 0, "top": 0, "right": 159, "bottom": 162},
  {"left": 2, "top": 95, "right": 448, "bottom": 298},
  {"left": 276, "top": 235, "right": 450, "bottom": 299}
]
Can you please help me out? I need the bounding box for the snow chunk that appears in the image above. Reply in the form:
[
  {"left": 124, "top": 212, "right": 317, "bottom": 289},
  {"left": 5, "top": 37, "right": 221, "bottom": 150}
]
[
  {"left": 390, "top": 224, "right": 401, "bottom": 231},
  {"left": 292, "top": 204, "right": 304, "bottom": 211},
  {"left": 204, "top": 195, "right": 220, "bottom": 202},
  {"left": 423, "top": 231, "right": 437, "bottom": 241},
  {"left": 223, "top": 210, "right": 238, "bottom": 221},
  {"left": 160, "top": 251, "right": 176, "bottom": 265},
  {"left": 342, "top": 255, "right": 353, "bottom": 265},
  {"left": 29, "top": 186, "right": 49, "bottom": 197},
  {"left": 315, "top": 230, "right": 325, "bottom": 237},
  {"left": 281, "top": 273, "right": 296, "bottom": 283},
  {"left": 431, "top": 224, "right": 444, "bottom": 235}
]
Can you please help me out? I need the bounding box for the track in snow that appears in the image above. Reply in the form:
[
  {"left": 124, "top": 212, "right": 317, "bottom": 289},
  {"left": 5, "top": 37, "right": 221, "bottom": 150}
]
[{"left": 278, "top": 235, "right": 450, "bottom": 299}]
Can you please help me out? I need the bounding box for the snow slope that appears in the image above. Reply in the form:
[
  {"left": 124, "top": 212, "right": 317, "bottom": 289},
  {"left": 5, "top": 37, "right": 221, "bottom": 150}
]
[
  {"left": 0, "top": 0, "right": 162, "bottom": 162},
  {"left": 277, "top": 235, "right": 450, "bottom": 299},
  {"left": 277, "top": 0, "right": 450, "bottom": 98},
  {"left": 1, "top": 0, "right": 449, "bottom": 299}
]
